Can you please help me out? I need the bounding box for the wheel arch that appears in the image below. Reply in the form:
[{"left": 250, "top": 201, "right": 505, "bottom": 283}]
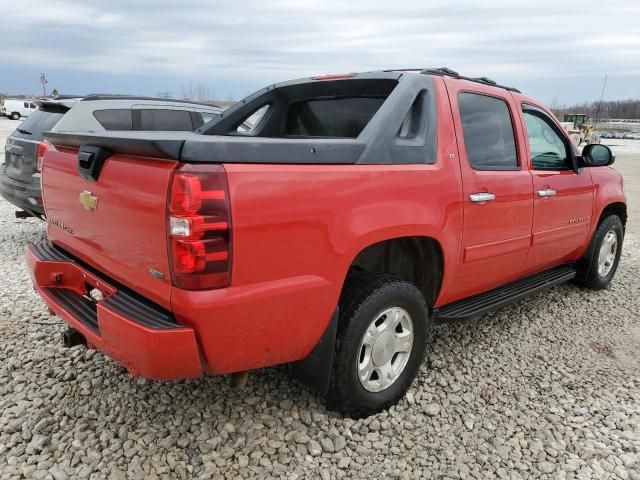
[
  {"left": 598, "top": 202, "right": 627, "bottom": 230},
  {"left": 291, "top": 234, "right": 445, "bottom": 396},
  {"left": 576, "top": 201, "right": 627, "bottom": 282},
  {"left": 346, "top": 235, "right": 445, "bottom": 307}
]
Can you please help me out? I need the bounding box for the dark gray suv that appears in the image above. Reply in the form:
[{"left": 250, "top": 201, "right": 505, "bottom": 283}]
[{"left": 1, "top": 101, "right": 72, "bottom": 218}]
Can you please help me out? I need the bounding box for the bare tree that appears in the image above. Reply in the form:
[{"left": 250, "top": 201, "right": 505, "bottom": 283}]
[
  {"left": 551, "top": 99, "right": 640, "bottom": 121},
  {"left": 181, "top": 82, "right": 214, "bottom": 103}
]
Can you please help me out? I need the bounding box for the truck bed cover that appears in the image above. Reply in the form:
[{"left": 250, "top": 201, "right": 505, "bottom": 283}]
[{"left": 43, "top": 131, "right": 367, "bottom": 165}]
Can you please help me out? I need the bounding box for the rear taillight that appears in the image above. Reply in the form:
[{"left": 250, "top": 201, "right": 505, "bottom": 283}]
[
  {"left": 36, "top": 141, "right": 51, "bottom": 173},
  {"left": 168, "top": 164, "right": 231, "bottom": 290}
]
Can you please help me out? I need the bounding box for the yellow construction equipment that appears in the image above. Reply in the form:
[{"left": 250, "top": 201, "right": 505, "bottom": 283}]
[{"left": 560, "top": 114, "right": 600, "bottom": 146}]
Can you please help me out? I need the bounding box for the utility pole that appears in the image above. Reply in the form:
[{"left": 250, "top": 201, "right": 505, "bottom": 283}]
[
  {"left": 594, "top": 74, "right": 607, "bottom": 128},
  {"left": 40, "top": 73, "right": 48, "bottom": 97}
]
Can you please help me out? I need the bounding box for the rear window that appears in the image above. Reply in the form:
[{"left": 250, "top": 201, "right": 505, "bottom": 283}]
[
  {"left": 11, "top": 109, "right": 66, "bottom": 139},
  {"left": 285, "top": 97, "right": 385, "bottom": 138},
  {"left": 93, "top": 109, "right": 133, "bottom": 131}
]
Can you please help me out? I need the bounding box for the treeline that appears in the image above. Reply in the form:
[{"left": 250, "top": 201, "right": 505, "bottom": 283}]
[{"left": 552, "top": 99, "right": 640, "bottom": 120}]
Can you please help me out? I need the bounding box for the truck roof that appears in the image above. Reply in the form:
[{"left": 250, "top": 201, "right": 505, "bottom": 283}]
[
  {"left": 409, "top": 67, "right": 520, "bottom": 93},
  {"left": 310, "top": 67, "right": 521, "bottom": 93}
]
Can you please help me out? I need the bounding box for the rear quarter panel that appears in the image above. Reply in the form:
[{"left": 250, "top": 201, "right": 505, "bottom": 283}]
[{"left": 174, "top": 90, "right": 464, "bottom": 373}]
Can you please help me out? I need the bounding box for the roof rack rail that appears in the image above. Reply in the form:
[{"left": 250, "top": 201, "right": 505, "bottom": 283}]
[
  {"left": 419, "top": 67, "right": 521, "bottom": 93},
  {"left": 79, "top": 94, "right": 221, "bottom": 108}
]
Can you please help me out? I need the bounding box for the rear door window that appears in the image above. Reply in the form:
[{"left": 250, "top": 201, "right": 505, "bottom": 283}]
[
  {"left": 93, "top": 109, "right": 133, "bottom": 130},
  {"left": 285, "top": 97, "right": 385, "bottom": 138},
  {"left": 138, "top": 109, "right": 194, "bottom": 131},
  {"left": 458, "top": 92, "right": 518, "bottom": 170},
  {"left": 11, "top": 109, "right": 66, "bottom": 139}
]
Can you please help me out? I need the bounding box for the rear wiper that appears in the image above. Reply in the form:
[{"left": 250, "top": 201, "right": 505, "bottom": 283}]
[{"left": 17, "top": 128, "right": 33, "bottom": 135}]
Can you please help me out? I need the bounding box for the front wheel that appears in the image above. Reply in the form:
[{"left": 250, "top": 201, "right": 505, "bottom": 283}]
[
  {"left": 327, "top": 273, "right": 430, "bottom": 417},
  {"left": 576, "top": 215, "right": 624, "bottom": 290}
]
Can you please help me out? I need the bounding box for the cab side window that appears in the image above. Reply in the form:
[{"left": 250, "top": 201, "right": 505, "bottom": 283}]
[
  {"left": 522, "top": 106, "right": 571, "bottom": 170},
  {"left": 458, "top": 92, "right": 518, "bottom": 170}
]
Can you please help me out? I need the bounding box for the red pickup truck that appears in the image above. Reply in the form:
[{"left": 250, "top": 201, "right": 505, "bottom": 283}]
[{"left": 27, "top": 69, "right": 626, "bottom": 416}]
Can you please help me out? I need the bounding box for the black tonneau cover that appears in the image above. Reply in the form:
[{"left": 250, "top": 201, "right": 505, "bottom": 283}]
[
  {"left": 44, "top": 131, "right": 189, "bottom": 160},
  {"left": 44, "top": 130, "right": 367, "bottom": 165}
]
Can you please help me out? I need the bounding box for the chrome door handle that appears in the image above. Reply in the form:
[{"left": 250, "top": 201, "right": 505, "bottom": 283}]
[
  {"left": 537, "top": 189, "right": 556, "bottom": 198},
  {"left": 469, "top": 192, "right": 496, "bottom": 203}
]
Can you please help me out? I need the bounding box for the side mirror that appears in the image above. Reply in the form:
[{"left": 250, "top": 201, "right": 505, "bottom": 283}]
[{"left": 581, "top": 144, "right": 615, "bottom": 167}]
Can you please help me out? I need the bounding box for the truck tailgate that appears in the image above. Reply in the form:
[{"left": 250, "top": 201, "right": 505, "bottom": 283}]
[{"left": 42, "top": 145, "right": 177, "bottom": 309}]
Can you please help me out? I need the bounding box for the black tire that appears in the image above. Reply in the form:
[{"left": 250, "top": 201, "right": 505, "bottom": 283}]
[
  {"left": 575, "top": 215, "right": 624, "bottom": 290},
  {"left": 10, "top": 112, "right": 20, "bottom": 120},
  {"left": 326, "top": 273, "right": 430, "bottom": 417}
]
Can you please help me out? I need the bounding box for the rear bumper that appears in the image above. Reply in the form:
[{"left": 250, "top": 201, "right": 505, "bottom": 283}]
[
  {"left": 0, "top": 164, "right": 44, "bottom": 216},
  {"left": 26, "top": 241, "right": 203, "bottom": 380}
]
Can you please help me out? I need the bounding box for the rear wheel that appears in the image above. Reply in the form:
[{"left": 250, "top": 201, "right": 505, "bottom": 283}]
[
  {"left": 327, "top": 273, "right": 430, "bottom": 417},
  {"left": 10, "top": 112, "right": 20, "bottom": 120},
  {"left": 576, "top": 215, "right": 623, "bottom": 289}
]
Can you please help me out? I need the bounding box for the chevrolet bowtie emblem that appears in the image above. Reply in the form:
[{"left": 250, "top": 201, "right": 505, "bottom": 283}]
[{"left": 79, "top": 190, "right": 98, "bottom": 212}]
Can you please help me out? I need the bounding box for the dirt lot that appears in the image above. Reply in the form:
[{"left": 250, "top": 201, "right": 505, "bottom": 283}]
[{"left": 0, "top": 117, "right": 638, "bottom": 479}]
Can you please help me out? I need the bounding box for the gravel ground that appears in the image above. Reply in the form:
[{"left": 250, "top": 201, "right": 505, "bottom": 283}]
[{"left": 0, "top": 116, "right": 639, "bottom": 479}]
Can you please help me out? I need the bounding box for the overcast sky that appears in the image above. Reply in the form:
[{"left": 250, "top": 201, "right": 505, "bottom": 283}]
[{"left": 1, "top": 0, "right": 639, "bottom": 105}]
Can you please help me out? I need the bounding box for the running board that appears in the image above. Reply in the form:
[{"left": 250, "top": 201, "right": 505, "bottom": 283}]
[{"left": 433, "top": 265, "right": 576, "bottom": 324}]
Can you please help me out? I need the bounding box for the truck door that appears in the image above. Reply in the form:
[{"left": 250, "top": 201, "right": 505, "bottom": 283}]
[
  {"left": 518, "top": 102, "right": 595, "bottom": 272},
  {"left": 444, "top": 79, "right": 534, "bottom": 302}
]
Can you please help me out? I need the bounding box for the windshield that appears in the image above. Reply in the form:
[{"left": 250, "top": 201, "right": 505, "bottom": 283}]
[{"left": 11, "top": 108, "right": 67, "bottom": 139}]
